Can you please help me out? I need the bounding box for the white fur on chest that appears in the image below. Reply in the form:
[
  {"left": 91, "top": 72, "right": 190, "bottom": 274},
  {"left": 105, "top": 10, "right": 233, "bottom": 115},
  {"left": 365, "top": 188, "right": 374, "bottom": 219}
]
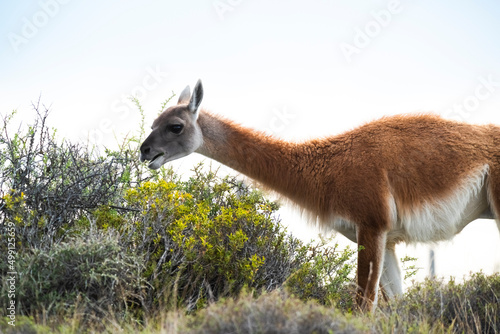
[{"left": 331, "top": 165, "right": 491, "bottom": 244}]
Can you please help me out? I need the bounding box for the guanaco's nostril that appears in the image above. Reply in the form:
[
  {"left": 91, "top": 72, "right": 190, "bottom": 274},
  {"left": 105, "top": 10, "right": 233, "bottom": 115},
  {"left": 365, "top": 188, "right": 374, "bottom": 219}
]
[{"left": 142, "top": 147, "right": 150, "bottom": 155}]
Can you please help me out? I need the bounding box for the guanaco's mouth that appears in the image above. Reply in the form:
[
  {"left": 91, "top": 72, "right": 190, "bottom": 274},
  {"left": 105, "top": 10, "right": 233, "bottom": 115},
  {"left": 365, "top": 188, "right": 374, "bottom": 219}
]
[
  {"left": 151, "top": 152, "right": 164, "bottom": 161},
  {"left": 148, "top": 152, "right": 165, "bottom": 169}
]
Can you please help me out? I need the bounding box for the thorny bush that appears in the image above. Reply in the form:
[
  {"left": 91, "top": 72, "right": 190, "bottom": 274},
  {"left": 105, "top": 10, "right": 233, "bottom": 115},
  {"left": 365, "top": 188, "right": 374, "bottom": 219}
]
[{"left": 0, "top": 101, "right": 155, "bottom": 251}]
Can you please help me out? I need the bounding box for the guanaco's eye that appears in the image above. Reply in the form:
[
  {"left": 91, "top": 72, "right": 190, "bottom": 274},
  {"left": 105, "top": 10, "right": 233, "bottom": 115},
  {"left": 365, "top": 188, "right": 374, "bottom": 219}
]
[{"left": 168, "top": 124, "right": 183, "bottom": 134}]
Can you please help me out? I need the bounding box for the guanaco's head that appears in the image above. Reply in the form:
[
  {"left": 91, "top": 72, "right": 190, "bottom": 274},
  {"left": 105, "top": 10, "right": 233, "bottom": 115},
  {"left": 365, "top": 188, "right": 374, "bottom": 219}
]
[{"left": 140, "top": 80, "right": 204, "bottom": 169}]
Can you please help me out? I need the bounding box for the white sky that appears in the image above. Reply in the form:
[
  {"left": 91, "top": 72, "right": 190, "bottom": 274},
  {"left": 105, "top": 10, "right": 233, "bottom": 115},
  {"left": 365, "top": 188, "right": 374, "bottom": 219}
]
[{"left": 1, "top": 0, "right": 499, "bottom": 282}]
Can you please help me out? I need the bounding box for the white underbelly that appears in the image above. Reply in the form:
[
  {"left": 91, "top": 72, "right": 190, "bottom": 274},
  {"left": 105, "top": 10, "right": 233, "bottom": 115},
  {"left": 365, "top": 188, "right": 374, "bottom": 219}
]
[
  {"left": 389, "top": 182, "right": 490, "bottom": 243},
  {"left": 331, "top": 165, "right": 493, "bottom": 245}
]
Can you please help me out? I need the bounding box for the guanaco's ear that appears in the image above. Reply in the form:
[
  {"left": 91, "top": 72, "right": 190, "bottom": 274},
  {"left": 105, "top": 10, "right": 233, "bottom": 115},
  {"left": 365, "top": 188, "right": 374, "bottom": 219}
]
[
  {"left": 188, "top": 79, "right": 203, "bottom": 114},
  {"left": 178, "top": 85, "right": 191, "bottom": 105}
]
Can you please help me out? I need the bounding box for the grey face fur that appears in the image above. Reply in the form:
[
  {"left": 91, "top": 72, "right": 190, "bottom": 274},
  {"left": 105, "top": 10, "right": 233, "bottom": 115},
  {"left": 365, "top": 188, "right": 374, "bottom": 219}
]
[{"left": 139, "top": 80, "right": 204, "bottom": 169}]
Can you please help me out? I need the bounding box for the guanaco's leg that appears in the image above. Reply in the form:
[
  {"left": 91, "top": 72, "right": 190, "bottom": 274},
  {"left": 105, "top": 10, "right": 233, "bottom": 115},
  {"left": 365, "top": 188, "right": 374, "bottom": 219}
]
[
  {"left": 486, "top": 168, "right": 500, "bottom": 235},
  {"left": 379, "top": 244, "right": 403, "bottom": 300},
  {"left": 356, "top": 227, "right": 387, "bottom": 311}
]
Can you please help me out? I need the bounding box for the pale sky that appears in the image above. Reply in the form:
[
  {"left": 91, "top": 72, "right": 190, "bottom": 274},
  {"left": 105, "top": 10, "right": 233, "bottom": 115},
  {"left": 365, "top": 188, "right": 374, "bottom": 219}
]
[{"left": 1, "top": 0, "right": 500, "bottom": 281}]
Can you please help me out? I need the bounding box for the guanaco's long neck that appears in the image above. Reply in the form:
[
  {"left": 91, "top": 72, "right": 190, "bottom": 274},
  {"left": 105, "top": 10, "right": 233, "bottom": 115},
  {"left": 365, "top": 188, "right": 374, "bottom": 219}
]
[{"left": 196, "top": 111, "right": 309, "bottom": 202}]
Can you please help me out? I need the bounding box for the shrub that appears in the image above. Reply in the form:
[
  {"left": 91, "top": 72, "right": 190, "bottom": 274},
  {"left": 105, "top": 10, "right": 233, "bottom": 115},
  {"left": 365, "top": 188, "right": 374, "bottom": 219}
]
[
  {"left": 379, "top": 272, "right": 500, "bottom": 333},
  {"left": 116, "top": 166, "right": 356, "bottom": 313},
  {"left": 181, "top": 290, "right": 366, "bottom": 334},
  {"left": 0, "top": 104, "right": 152, "bottom": 251},
  {"left": 0, "top": 231, "right": 145, "bottom": 321},
  {"left": 285, "top": 235, "right": 356, "bottom": 310}
]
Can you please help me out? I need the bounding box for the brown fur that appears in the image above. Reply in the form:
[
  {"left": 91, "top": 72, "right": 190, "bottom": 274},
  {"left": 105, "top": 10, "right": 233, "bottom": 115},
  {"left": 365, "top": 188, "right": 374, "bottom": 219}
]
[{"left": 199, "top": 112, "right": 495, "bottom": 223}]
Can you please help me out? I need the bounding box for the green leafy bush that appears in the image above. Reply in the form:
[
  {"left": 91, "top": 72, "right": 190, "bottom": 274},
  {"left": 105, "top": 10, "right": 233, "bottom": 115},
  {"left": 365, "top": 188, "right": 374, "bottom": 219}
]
[
  {"left": 285, "top": 235, "right": 356, "bottom": 310},
  {"left": 114, "top": 167, "right": 355, "bottom": 312}
]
